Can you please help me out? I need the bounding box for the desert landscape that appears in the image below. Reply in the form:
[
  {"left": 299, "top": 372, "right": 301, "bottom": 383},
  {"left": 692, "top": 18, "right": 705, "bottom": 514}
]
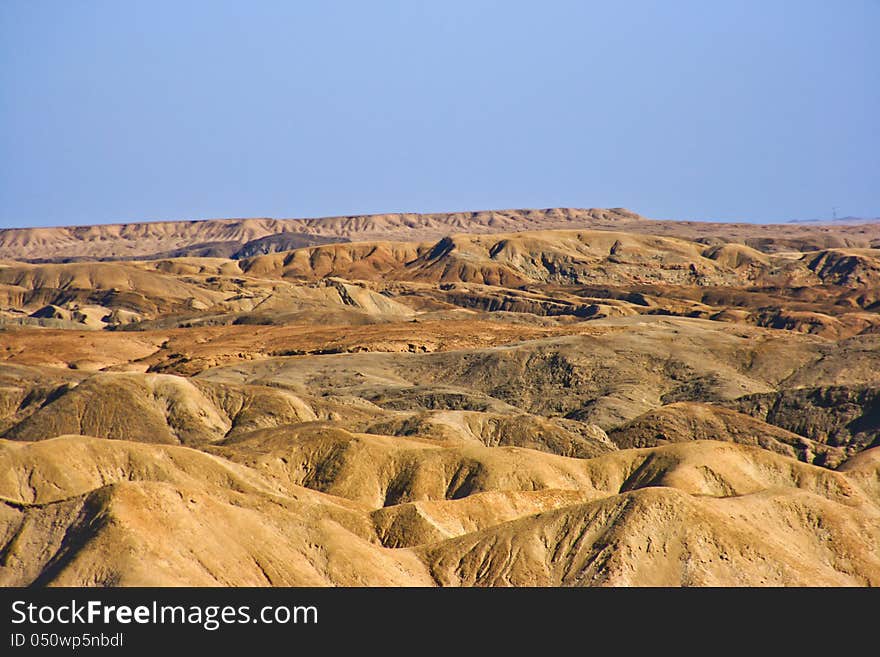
[{"left": 1, "top": 207, "right": 879, "bottom": 586}]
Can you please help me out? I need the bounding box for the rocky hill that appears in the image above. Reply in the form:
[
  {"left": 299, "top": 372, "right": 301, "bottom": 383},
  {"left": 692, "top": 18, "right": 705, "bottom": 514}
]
[
  {"left": 0, "top": 209, "right": 878, "bottom": 586},
  {"left": 3, "top": 207, "right": 880, "bottom": 262}
]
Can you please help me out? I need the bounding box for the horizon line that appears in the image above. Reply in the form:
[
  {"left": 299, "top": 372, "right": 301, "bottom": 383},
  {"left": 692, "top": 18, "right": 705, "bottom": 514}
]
[{"left": 2, "top": 207, "right": 877, "bottom": 232}]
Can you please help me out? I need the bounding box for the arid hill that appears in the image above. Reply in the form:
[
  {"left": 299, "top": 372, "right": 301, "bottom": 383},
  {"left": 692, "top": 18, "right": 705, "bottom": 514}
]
[
  {"left": 3, "top": 225, "right": 879, "bottom": 336},
  {"left": 3, "top": 207, "right": 880, "bottom": 262},
  {"left": 0, "top": 209, "right": 878, "bottom": 586}
]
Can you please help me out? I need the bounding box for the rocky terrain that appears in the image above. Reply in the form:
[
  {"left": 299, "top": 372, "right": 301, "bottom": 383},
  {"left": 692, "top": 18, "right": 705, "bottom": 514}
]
[
  {"left": 0, "top": 208, "right": 878, "bottom": 586},
  {"left": 3, "top": 207, "right": 880, "bottom": 263}
]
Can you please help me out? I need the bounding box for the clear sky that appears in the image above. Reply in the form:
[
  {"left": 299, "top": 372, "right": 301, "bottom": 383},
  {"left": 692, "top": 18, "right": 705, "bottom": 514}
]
[{"left": 1, "top": 1, "right": 877, "bottom": 229}]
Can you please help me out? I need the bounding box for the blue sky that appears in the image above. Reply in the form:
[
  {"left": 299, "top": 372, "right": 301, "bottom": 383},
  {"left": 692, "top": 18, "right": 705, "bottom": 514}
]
[{"left": 1, "top": 1, "right": 877, "bottom": 228}]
